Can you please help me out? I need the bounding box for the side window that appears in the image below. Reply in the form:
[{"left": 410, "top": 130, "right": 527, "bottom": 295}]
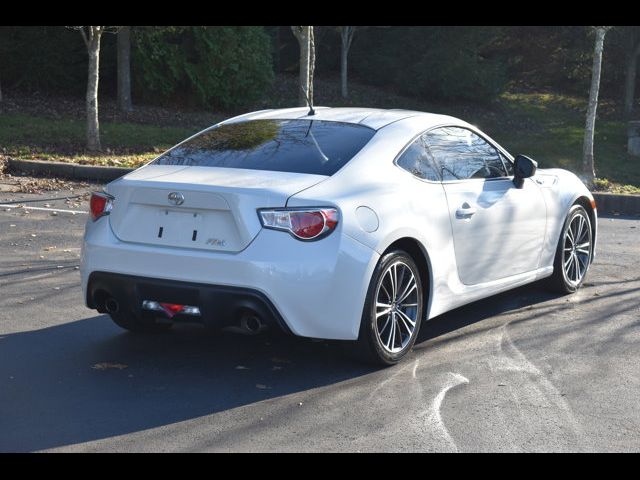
[
  {"left": 396, "top": 135, "right": 441, "bottom": 181},
  {"left": 500, "top": 152, "right": 514, "bottom": 176},
  {"left": 425, "top": 126, "right": 507, "bottom": 180}
]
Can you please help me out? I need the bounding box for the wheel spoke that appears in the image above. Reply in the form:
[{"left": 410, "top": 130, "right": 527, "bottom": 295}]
[
  {"left": 576, "top": 241, "right": 590, "bottom": 256},
  {"left": 572, "top": 253, "right": 580, "bottom": 281},
  {"left": 396, "top": 311, "right": 413, "bottom": 335},
  {"left": 566, "top": 225, "right": 575, "bottom": 246},
  {"left": 385, "top": 315, "right": 396, "bottom": 350},
  {"left": 396, "top": 264, "right": 406, "bottom": 300},
  {"left": 380, "top": 282, "right": 392, "bottom": 302},
  {"left": 577, "top": 253, "right": 588, "bottom": 273},
  {"left": 574, "top": 216, "right": 583, "bottom": 246},
  {"left": 379, "top": 315, "right": 391, "bottom": 336},
  {"left": 396, "top": 308, "right": 416, "bottom": 328},
  {"left": 397, "top": 278, "right": 417, "bottom": 304},
  {"left": 564, "top": 253, "right": 574, "bottom": 269},
  {"left": 389, "top": 266, "right": 397, "bottom": 300}
]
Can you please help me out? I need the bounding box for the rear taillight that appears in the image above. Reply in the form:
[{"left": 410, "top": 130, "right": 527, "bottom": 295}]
[
  {"left": 258, "top": 207, "right": 339, "bottom": 241},
  {"left": 89, "top": 192, "right": 114, "bottom": 221}
]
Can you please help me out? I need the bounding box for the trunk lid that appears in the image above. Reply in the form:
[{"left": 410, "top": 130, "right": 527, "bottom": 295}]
[{"left": 107, "top": 165, "right": 327, "bottom": 252}]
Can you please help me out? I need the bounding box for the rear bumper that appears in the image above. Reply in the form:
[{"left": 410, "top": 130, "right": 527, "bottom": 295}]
[
  {"left": 80, "top": 217, "right": 380, "bottom": 340},
  {"left": 86, "top": 271, "right": 292, "bottom": 334}
]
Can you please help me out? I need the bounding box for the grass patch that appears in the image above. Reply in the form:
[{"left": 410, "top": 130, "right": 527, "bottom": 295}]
[
  {"left": 0, "top": 113, "right": 199, "bottom": 168},
  {"left": 1, "top": 87, "right": 639, "bottom": 191},
  {"left": 481, "top": 92, "right": 638, "bottom": 189}
]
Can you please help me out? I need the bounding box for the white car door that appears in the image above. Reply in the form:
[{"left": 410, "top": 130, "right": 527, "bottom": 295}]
[{"left": 424, "top": 126, "right": 547, "bottom": 286}]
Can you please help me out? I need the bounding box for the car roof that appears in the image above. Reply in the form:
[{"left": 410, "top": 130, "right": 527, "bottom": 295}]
[{"left": 222, "top": 107, "right": 465, "bottom": 131}]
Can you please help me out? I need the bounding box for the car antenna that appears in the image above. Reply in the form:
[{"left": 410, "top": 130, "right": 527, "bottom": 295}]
[{"left": 301, "top": 85, "right": 315, "bottom": 116}]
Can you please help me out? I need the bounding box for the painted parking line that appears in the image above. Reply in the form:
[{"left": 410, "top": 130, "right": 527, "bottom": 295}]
[{"left": 0, "top": 204, "right": 88, "bottom": 215}]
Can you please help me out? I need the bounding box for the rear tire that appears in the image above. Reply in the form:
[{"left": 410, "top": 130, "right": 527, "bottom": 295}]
[
  {"left": 545, "top": 204, "right": 593, "bottom": 294},
  {"left": 352, "top": 250, "right": 424, "bottom": 366},
  {"left": 109, "top": 311, "right": 172, "bottom": 333}
]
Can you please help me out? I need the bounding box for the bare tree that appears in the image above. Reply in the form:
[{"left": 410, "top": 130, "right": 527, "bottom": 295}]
[
  {"left": 582, "top": 26, "right": 612, "bottom": 184},
  {"left": 291, "top": 26, "right": 315, "bottom": 108},
  {"left": 624, "top": 28, "right": 640, "bottom": 117},
  {"left": 117, "top": 26, "right": 133, "bottom": 112},
  {"left": 339, "top": 26, "right": 357, "bottom": 99},
  {"left": 68, "top": 26, "right": 118, "bottom": 152}
]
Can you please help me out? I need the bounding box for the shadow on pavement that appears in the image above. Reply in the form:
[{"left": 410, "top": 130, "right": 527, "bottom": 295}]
[{"left": 0, "top": 281, "right": 564, "bottom": 452}]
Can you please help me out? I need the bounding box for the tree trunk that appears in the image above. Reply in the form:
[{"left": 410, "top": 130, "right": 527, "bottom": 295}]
[
  {"left": 341, "top": 29, "right": 349, "bottom": 99},
  {"left": 624, "top": 42, "right": 640, "bottom": 117},
  {"left": 117, "top": 26, "right": 133, "bottom": 112},
  {"left": 582, "top": 27, "right": 608, "bottom": 184},
  {"left": 86, "top": 30, "right": 102, "bottom": 152},
  {"left": 308, "top": 26, "right": 315, "bottom": 109},
  {"left": 291, "top": 26, "right": 312, "bottom": 107}
]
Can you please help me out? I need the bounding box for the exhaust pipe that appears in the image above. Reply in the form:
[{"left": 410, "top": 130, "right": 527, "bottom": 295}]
[
  {"left": 104, "top": 297, "right": 120, "bottom": 314},
  {"left": 240, "top": 311, "right": 265, "bottom": 335},
  {"left": 221, "top": 309, "right": 268, "bottom": 335}
]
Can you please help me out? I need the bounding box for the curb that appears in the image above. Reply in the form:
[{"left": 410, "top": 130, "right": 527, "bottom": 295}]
[
  {"left": 592, "top": 192, "right": 640, "bottom": 217},
  {"left": 6, "top": 158, "right": 134, "bottom": 182},
  {"left": 4, "top": 158, "right": 640, "bottom": 216}
]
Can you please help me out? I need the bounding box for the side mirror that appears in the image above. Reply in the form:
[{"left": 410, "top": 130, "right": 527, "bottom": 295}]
[{"left": 513, "top": 154, "right": 537, "bottom": 189}]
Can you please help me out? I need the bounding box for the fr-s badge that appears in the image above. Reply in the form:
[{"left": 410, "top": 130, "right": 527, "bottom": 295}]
[{"left": 206, "top": 238, "right": 226, "bottom": 247}]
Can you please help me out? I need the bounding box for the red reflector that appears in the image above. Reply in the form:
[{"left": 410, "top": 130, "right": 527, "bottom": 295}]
[
  {"left": 159, "top": 303, "right": 184, "bottom": 318},
  {"left": 290, "top": 211, "right": 325, "bottom": 239},
  {"left": 160, "top": 303, "right": 184, "bottom": 313},
  {"left": 590, "top": 198, "right": 596, "bottom": 209}
]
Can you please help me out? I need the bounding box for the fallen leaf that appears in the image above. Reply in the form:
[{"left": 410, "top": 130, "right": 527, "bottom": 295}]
[
  {"left": 256, "top": 384, "right": 270, "bottom": 389},
  {"left": 271, "top": 357, "right": 291, "bottom": 364},
  {"left": 235, "top": 365, "right": 249, "bottom": 370},
  {"left": 92, "top": 362, "right": 128, "bottom": 370}
]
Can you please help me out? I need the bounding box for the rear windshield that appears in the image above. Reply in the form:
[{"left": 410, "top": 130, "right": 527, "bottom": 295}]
[{"left": 152, "top": 119, "right": 376, "bottom": 176}]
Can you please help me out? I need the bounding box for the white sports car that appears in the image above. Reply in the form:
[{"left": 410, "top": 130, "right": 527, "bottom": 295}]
[{"left": 81, "top": 107, "right": 597, "bottom": 365}]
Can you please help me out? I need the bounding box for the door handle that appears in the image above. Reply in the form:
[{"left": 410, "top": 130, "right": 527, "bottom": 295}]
[{"left": 455, "top": 204, "right": 477, "bottom": 219}]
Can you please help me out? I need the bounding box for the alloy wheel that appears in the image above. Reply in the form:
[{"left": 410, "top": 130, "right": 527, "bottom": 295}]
[
  {"left": 374, "top": 260, "right": 421, "bottom": 354},
  {"left": 562, "top": 212, "right": 592, "bottom": 285}
]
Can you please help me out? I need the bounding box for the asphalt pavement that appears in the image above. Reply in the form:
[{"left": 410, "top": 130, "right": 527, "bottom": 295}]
[{"left": 0, "top": 184, "right": 638, "bottom": 452}]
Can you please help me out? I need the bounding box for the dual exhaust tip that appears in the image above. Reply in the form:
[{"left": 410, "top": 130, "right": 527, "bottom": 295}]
[
  {"left": 104, "top": 297, "right": 120, "bottom": 314},
  {"left": 102, "top": 295, "right": 265, "bottom": 335}
]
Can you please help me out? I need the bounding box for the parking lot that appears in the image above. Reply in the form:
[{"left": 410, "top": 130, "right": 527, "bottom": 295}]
[{"left": 1, "top": 182, "right": 639, "bottom": 452}]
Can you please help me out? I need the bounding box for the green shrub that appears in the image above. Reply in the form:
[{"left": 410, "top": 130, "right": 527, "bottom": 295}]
[
  {"left": 132, "top": 26, "right": 274, "bottom": 109},
  {"left": 351, "top": 27, "right": 508, "bottom": 103}
]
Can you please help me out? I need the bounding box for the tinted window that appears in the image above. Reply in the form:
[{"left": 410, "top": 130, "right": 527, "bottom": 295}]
[
  {"left": 396, "top": 135, "right": 441, "bottom": 181},
  {"left": 500, "top": 152, "right": 514, "bottom": 176},
  {"left": 425, "top": 126, "right": 507, "bottom": 180},
  {"left": 152, "top": 119, "right": 376, "bottom": 176}
]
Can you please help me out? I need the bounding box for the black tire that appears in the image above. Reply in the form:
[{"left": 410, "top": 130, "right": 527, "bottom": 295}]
[
  {"left": 352, "top": 249, "right": 424, "bottom": 366},
  {"left": 545, "top": 204, "right": 593, "bottom": 294},
  {"left": 109, "top": 311, "right": 173, "bottom": 333}
]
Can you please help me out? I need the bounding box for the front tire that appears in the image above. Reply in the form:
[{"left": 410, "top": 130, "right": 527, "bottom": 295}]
[
  {"left": 546, "top": 204, "right": 593, "bottom": 294},
  {"left": 353, "top": 250, "right": 424, "bottom": 366}
]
